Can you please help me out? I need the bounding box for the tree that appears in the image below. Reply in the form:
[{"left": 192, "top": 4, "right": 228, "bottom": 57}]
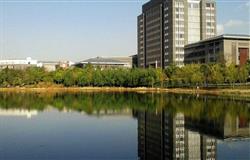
[
  {"left": 156, "top": 68, "right": 167, "bottom": 88},
  {"left": 144, "top": 68, "right": 157, "bottom": 87},
  {"left": 164, "top": 65, "right": 177, "bottom": 79},
  {"left": 238, "top": 65, "right": 248, "bottom": 83},
  {"left": 53, "top": 69, "right": 65, "bottom": 84},
  {"left": 92, "top": 68, "right": 104, "bottom": 86},
  {"left": 63, "top": 68, "right": 83, "bottom": 87},
  {"left": 23, "top": 67, "right": 45, "bottom": 85},
  {"left": 225, "top": 64, "right": 238, "bottom": 87},
  {"left": 210, "top": 64, "right": 224, "bottom": 84},
  {"left": 246, "top": 60, "right": 250, "bottom": 77},
  {"left": 200, "top": 64, "right": 211, "bottom": 87},
  {"left": 84, "top": 64, "right": 94, "bottom": 86}
]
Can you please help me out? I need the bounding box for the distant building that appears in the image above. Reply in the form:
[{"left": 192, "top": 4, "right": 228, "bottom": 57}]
[
  {"left": 37, "top": 61, "right": 59, "bottom": 72},
  {"left": 0, "top": 57, "right": 38, "bottom": 70},
  {"left": 74, "top": 56, "right": 132, "bottom": 69},
  {"left": 37, "top": 61, "right": 72, "bottom": 72},
  {"left": 0, "top": 57, "right": 73, "bottom": 71},
  {"left": 138, "top": 0, "right": 217, "bottom": 68},
  {"left": 184, "top": 34, "right": 250, "bottom": 65}
]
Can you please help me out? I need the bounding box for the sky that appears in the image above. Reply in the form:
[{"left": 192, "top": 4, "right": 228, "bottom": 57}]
[{"left": 0, "top": 0, "right": 249, "bottom": 61}]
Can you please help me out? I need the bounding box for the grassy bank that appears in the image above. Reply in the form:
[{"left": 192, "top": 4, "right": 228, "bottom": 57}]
[{"left": 1, "top": 86, "right": 250, "bottom": 97}]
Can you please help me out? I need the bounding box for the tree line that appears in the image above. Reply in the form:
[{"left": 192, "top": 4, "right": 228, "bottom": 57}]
[{"left": 0, "top": 61, "right": 250, "bottom": 88}]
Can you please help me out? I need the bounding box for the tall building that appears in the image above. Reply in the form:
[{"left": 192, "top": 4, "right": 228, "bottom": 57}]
[{"left": 137, "top": 0, "right": 216, "bottom": 68}]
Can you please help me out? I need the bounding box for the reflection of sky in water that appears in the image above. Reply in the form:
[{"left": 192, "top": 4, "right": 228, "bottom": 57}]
[
  {"left": 217, "top": 140, "right": 250, "bottom": 160},
  {"left": 0, "top": 110, "right": 138, "bottom": 160}
]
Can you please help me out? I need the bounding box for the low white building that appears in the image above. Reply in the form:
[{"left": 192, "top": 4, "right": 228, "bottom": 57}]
[
  {"left": 37, "top": 61, "right": 74, "bottom": 72},
  {"left": 0, "top": 57, "right": 74, "bottom": 71},
  {"left": 0, "top": 57, "right": 38, "bottom": 69}
]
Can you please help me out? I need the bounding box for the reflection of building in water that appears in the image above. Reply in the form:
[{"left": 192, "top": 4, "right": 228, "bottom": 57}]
[
  {"left": 164, "top": 112, "right": 186, "bottom": 159},
  {"left": 185, "top": 113, "right": 250, "bottom": 139},
  {"left": 185, "top": 131, "right": 201, "bottom": 160},
  {"left": 224, "top": 113, "right": 250, "bottom": 139},
  {"left": 0, "top": 109, "right": 38, "bottom": 119},
  {"left": 138, "top": 111, "right": 162, "bottom": 160},
  {"left": 92, "top": 109, "right": 132, "bottom": 116},
  {"left": 137, "top": 110, "right": 217, "bottom": 160},
  {"left": 61, "top": 108, "right": 133, "bottom": 117},
  {"left": 201, "top": 135, "right": 217, "bottom": 160}
]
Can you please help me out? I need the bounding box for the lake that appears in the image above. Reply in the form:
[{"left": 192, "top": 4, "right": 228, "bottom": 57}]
[{"left": 0, "top": 92, "right": 249, "bottom": 160}]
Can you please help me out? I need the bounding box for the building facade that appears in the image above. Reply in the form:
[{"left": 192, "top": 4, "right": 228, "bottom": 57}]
[
  {"left": 184, "top": 34, "right": 250, "bottom": 65},
  {"left": 137, "top": 0, "right": 216, "bottom": 68},
  {"left": 37, "top": 61, "right": 73, "bottom": 72}
]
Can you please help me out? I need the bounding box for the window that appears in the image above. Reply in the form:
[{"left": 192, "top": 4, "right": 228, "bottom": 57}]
[
  {"left": 193, "top": 3, "right": 199, "bottom": 8},
  {"left": 206, "top": 3, "right": 210, "bottom": 7}
]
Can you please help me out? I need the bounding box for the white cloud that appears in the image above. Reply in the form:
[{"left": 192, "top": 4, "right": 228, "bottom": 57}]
[
  {"left": 217, "top": 24, "right": 224, "bottom": 35},
  {"left": 224, "top": 20, "right": 244, "bottom": 28},
  {"left": 246, "top": 1, "right": 250, "bottom": 7},
  {"left": 218, "top": 20, "right": 250, "bottom": 35},
  {"left": 237, "top": 1, "right": 250, "bottom": 9}
]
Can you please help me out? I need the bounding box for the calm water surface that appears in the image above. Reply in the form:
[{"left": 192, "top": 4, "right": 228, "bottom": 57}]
[{"left": 0, "top": 93, "right": 249, "bottom": 160}]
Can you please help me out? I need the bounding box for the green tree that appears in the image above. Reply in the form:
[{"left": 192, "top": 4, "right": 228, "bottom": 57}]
[
  {"left": 200, "top": 64, "right": 211, "bottom": 87},
  {"left": 164, "top": 65, "right": 177, "bottom": 79},
  {"left": 210, "top": 64, "right": 224, "bottom": 84},
  {"left": 92, "top": 68, "right": 104, "bottom": 86},
  {"left": 225, "top": 64, "right": 238, "bottom": 87},
  {"left": 53, "top": 69, "right": 65, "bottom": 84},
  {"left": 246, "top": 60, "right": 250, "bottom": 76},
  {"left": 156, "top": 68, "right": 167, "bottom": 88},
  {"left": 238, "top": 66, "right": 248, "bottom": 83}
]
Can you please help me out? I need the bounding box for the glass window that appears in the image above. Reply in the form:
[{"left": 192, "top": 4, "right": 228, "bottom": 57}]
[{"left": 193, "top": 3, "right": 199, "bottom": 8}]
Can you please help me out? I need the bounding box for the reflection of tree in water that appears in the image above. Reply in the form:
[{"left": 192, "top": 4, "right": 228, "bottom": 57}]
[
  {"left": 0, "top": 92, "right": 249, "bottom": 120},
  {"left": 0, "top": 92, "right": 249, "bottom": 138}
]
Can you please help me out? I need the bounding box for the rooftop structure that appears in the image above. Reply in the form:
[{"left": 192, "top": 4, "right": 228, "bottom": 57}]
[{"left": 74, "top": 56, "right": 132, "bottom": 69}]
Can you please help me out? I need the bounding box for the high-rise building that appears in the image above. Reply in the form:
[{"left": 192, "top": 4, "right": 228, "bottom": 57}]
[{"left": 137, "top": 0, "right": 216, "bottom": 68}]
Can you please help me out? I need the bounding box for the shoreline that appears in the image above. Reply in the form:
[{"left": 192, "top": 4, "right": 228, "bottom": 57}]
[{"left": 0, "top": 87, "right": 250, "bottom": 97}]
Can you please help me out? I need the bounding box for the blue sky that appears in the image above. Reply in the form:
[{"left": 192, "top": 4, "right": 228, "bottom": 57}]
[{"left": 0, "top": 0, "right": 249, "bottom": 61}]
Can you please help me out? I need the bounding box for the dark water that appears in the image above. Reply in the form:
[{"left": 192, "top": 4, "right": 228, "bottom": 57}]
[{"left": 0, "top": 93, "right": 249, "bottom": 160}]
